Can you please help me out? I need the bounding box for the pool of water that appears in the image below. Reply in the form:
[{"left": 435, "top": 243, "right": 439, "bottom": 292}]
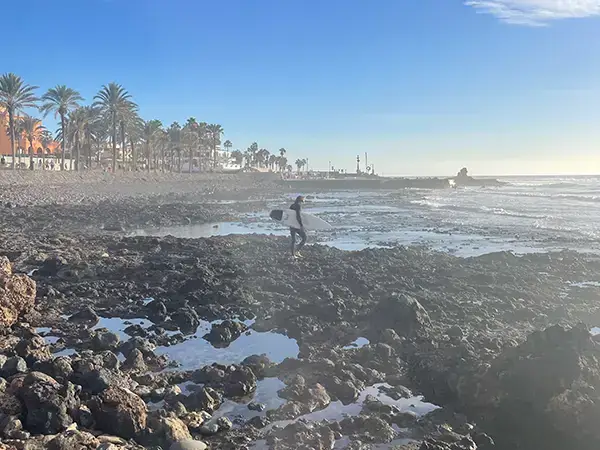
[{"left": 156, "top": 325, "right": 299, "bottom": 371}]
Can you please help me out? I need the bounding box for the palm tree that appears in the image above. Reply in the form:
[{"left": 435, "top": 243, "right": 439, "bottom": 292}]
[
  {"left": 207, "top": 124, "right": 224, "bottom": 168},
  {"left": 0, "top": 73, "right": 39, "bottom": 170},
  {"left": 142, "top": 120, "right": 163, "bottom": 172},
  {"left": 19, "top": 115, "right": 44, "bottom": 170},
  {"left": 167, "top": 122, "right": 182, "bottom": 172},
  {"left": 119, "top": 106, "right": 141, "bottom": 170},
  {"left": 278, "top": 156, "right": 288, "bottom": 172},
  {"left": 295, "top": 158, "right": 305, "bottom": 173},
  {"left": 223, "top": 139, "right": 232, "bottom": 163},
  {"left": 39, "top": 129, "right": 53, "bottom": 170},
  {"left": 65, "top": 108, "right": 87, "bottom": 171},
  {"left": 182, "top": 119, "right": 200, "bottom": 173},
  {"left": 93, "top": 83, "right": 136, "bottom": 172},
  {"left": 247, "top": 142, "right": 259, "bottom": 168},
  {"left": 40, "top": 85, "right": 82, "bottom": 171},
  {"left": 231, "top": 150, "right": 243, "bottom": 166},
  {"left": 279, "top": 148, "right": 286, "bottom": 157},
  {"left": 268, "top": 154, "right": 278, "bottom": 171}
]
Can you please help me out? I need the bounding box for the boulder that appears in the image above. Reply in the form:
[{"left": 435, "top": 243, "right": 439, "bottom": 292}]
[
  {"left": 68, "top": 306, "right": 99, "bottom": 324},
  {"left": 92, "top": 330, "right": 120, "bottom": 351},
  {"left": 46, "top": 429, "right": 100, "bottom": 450},
  {"left": 150, "top": 416, "right": 192, "bottom": 447},
  {"left": 15, "top": 336, "right": 52, "bottom": 364},
  {"left": 91, "top": 386, "right": 147, "bottom": 439},
  {"left": 169, "top": 439, "right": 208, "bottom": 450},
  {"left": 171, "top": 307, "right": 200, "bottom": 332},
  {"left": 18, "top": 372, "right": 78, "bottom": 434},
  {"left": 374, "top": 293, "right": 431, "bottom": 336},
  {"left": 203, "top": 320, "right": 247, "bottom": 347},
  {"left": 0, "top": 390, "right": 23, "bottom": 416},
  {"left": 0, "top": 257, "right": 36, "bottom": 327},
  {"left": 0, "top": 356, "right": 28, "bottom": 378}
]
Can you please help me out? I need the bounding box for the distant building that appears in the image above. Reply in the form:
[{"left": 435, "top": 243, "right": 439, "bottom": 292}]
[{"left": 0, "top": 108, "right": 60, "bottom": 156}]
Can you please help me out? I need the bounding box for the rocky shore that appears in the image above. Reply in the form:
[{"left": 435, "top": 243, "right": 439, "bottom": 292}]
[{"left": 1, "top": 172, "right": 599, "bottom": 450}]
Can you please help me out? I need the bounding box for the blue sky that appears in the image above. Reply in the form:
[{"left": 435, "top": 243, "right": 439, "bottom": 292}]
[{"left": 3, "top": 0, "right": 600, "bottom": 175}]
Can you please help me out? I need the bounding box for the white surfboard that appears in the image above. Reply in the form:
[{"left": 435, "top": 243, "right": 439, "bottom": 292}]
[{"left": 270, "top": 209, "right": 332, "bottom": 230}]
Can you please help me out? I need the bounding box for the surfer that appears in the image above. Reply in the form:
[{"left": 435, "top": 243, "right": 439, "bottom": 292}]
[{"left": 290, "top": 195, "right": 307, "bottom": 258}]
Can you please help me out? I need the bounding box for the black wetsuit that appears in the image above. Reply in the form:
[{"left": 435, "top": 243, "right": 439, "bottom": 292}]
[{"left": 290, "top": 201, "right": 307, "bottom": 255}]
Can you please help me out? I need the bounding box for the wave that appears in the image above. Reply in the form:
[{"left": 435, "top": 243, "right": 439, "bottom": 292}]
[{"left": 410, "top": 198, "right": 549, "bottom": 219}]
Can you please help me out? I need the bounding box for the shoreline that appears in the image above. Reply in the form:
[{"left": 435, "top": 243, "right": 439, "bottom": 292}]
[{"left": 0, "top": 173, "right": 599, "bottom": 450}]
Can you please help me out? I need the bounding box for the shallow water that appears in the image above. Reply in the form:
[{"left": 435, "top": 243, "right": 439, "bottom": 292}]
[{"left": 155, "top": 325, "right": 299, "bottom": 370}]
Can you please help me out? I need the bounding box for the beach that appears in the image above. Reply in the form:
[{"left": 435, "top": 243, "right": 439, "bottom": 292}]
[{"left": 1, "top": 172, "right": 600, "bottom": 450}]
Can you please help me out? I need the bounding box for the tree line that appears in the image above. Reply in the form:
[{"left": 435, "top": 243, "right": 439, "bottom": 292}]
[{"left": 0, "top": 73, "right": 298, "bottom": 173}]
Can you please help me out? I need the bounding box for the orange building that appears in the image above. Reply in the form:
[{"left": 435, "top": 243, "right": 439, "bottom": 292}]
[{"left": 0, "top": 108, "right": 60, "bottom": 156}]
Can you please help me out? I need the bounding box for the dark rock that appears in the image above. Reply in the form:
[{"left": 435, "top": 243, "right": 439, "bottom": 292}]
[
  {"left": 18, "top": 372, "right": 78, "bottom": 434},
  {"left": 46, "top": 429, "right": 100, "bottom": 450},
  {"left": 242, "top": 354, "right": 274, "bottom": 378},
  {"left": 0, "top": 415, "right": 23, "bottom": 439},
  {"left": 149, "top": 416, "right": 192, "bottom": 447},
  {"left": 68, "top": 306, "right": 99, "bottom": 323},
  {"left": 120, "top": 336, "right": 155, "bottom": 358},
  {"left": 15, "top": 336, "right": 52, "bottom": 365},
  {"left": 248, "top": 402, "right": 266, "bottom": 411},
  {"left": 1, "top": 356, "right": 28, "bottom": 378},
  {"left": 182, "top": 387, "right": 221, "bottom": 413},
  {"left": 38, "top": 255, "right": 67, "bottom": 277},
  {"left": 247, "top": 415, "right": 270, "bottom": 428},
  {"left": 199, "top": 422, "right": 219, "bottom": 436},
  {"left": 171, "top": 307, "right": 200, "bottom": 332},
  {"left": 0, "top": 390, "right": 23, "bottom": 416},
  {"left": 147, "top": 300, "right": 168, "bottom": 321},
  {"left": 123, "top": 348, "right": 147, "bottom": 372},
  {"left": 203, "top": 320, "right": 247, "bottom": 346},
  {"left": 92, "top": 329, "right": 120, "bottom": 351},
  {"left": 191, "top": 365, "right": 225, "bottom": 384},
  {"left": 374, "top": 293, "right": 431, "bottom": 336},
  {"left": 223, "top": 365, "right": 257, "bottom": 397},
  {"left": 90, "top": 386, "right": 147, "bottom": 439},
  {"left": 216, "top": 416, "right": 232, "bottom": 431}
]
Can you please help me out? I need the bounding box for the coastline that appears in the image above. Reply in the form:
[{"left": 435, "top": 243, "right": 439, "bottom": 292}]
[{"left": 0, "top": 172, "right": 598, "bottom": 450}]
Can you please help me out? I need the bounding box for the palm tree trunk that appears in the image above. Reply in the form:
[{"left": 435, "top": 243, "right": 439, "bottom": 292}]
[
  {"left": 60, "top": 114, "right": 67, "bottom": 171},
  {"left": 42, "top": 149, "right": 46, "bottom": 170},
  {"left": 178, "top": 150, "right": 181, "bottom": 173},
  {"left": 130, "top": 138, "right": 136, "bottom": 171},
  {"left": 120, "top": 123, "right": 126, "bottom": 172},
  {"left": 29, "top": 139, "right": 34, "bottom": 171},
  {"left": 111, "top": 114, "right": 117, "bottom": 173},
  {"left": 8, "top": 111, "right": 16, "bottom": 170},
  {"left": 146, "top": 142, "right": 150, "bottom": 173},
  {"left": 188, "top": 146, "right": 193, "bottom": 174}
]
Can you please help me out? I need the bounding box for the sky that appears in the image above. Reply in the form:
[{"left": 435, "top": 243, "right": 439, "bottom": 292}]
[{"left": 2, "top": 0, "right": 600, "bottom": 176}]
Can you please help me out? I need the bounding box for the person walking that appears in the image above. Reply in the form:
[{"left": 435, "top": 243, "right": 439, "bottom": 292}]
[{"left": 290, "top": 195, "right": 306, "bottom": 258}]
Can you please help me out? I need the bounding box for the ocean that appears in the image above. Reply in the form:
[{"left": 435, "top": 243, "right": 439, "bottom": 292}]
[{"left": 134, "top": 175, "right": 600, "bottom": 257}]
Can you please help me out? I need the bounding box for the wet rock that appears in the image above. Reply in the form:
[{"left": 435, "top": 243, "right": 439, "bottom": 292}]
[
  {"left": 74, "top": 368, "right": 114, "bottom": 394},
  {"left": 216, "top": 416, "right": 232, "bottom": 431},
  {"left": 171, "top": 307, "right": 200, "bottom": 332},
  {"left": 123, "top": 348, "right": 147, "bottom": 372},
  {"left": 46, "top": 429, "right": 100, "bottom": 450},
  {"left": 464, "top": 324, "right": 600, "bottom": 450},
  {"left": 279, "top": 378, "right": 331, "bottom": 412},
  {"left": 90, "top": 386, "right": 147, "bottom": 439},
  {"left": 199, "top": 422, "right": 219, "bottom": 436},
  {"left": 247, "top": 415, "right": 270, "bottom": 429},
  {"left": 191, "top": 365, "right": 225, "bottom": 384},
  {"left": 203, "top": 320, "right": 247, "bottom": 346},
  {"left": 68, "top": 306, "right": 99, "bottom": 324},
  {"left": 18, "top": 372, "right": 78, "bottom": 434},
  {"left": 340, "top": 415, "right": 396, "bottom": 443},
  {"left": 223, "top": 365, "right": 257, "bottom": 397},
  {"left": 146, "top": 300, "right": 168, "bottom": 321},
  {"left": 180, "top": 411, "right": 208, "bottom": 430},
  {"left": 38, "top": 255, "right": 67, "bottom": 277},
  {"left": 242, "top": 354, "right": 275, "bottom": 378},
  {"left": 267, "top": 401, "right": 308, "bottom": 420},
  {"left": 120, "top": 336, "right": 155, "bottom": 358},
  {"left": 182, "top": 387, "right": 222, "bottom": 413},
  {"left": 418, "top": 437, "right": 477, "bottom": 450},
  {"left": 248, "top": 401, "right": 266, "bottom": 411},
  {"left": 472, "top": 432, "right": 495, "bottom": 449},
  {"left": 374, "top": 293, "right": 431, "bottom": 336},
  {"left": 266, "top": 421, "right": 336, "bottom": 449},
  {"left": 92, "top": 329, "right": 120, "bottom": 351},
  {"left": 0, "top": 257, "right": 36, "bottom": 327},
  {"left": 169, "top": 439, "right": 208, "bottom": 450},
  {"left": 0, "top": 356, "right": 28, "bottom": 378}
]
